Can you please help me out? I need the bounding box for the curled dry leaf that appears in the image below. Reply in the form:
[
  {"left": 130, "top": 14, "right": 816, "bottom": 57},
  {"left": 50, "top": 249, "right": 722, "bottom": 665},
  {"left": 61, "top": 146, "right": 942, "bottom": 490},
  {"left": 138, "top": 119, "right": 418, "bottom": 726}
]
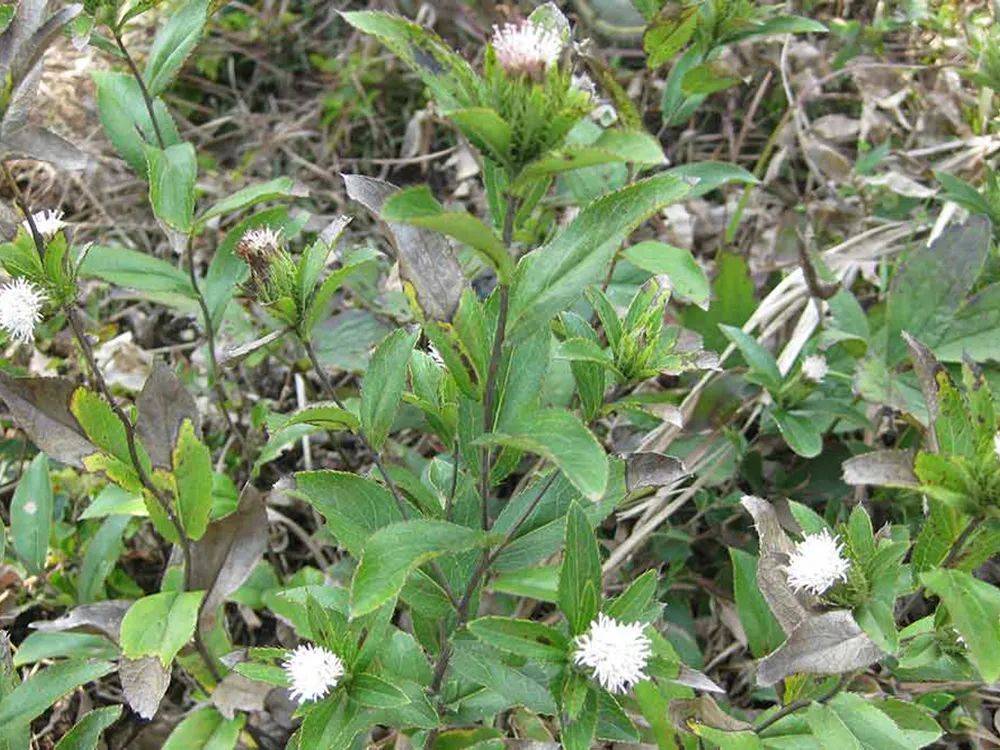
[
  {"left": 119, "top": 656, "right": 170, "bottom": 720},
  {"left": 188, "top": 486, "right": 269, "bottom": 632},
  {"left": 342, "top": 173, "right": 464, "bottom": 321},
  {"left": 0, "top": 374, "right": 95, "bottom": 468},
  {"left": 212, "top": 671, "right": 273, "bottom": 719},
  {"left": 135, "top": 361, "right": 201, "bottom": 469},
  {"left": 625, "top": 452, "right": 687, "bottom": 492},
  {"left": 674, "top": 665, "right": 725, "bottom": 694},
  {"left": 756, "top": 609, "right": 884, "bottom": 687},
  {"left": 842, "top": 450, "right": 918, "bottom": 488},
  {"left": 30, "top": 600, "right": 133, "bottom": 642},
  {"left": 669, "top": 694, "right": 752, "bottom": 735}
]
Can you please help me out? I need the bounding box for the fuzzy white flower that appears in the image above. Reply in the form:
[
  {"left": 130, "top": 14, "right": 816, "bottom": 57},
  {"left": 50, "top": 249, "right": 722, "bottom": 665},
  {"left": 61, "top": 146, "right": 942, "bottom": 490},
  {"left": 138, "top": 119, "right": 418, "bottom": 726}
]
[
  {"left": 572, "top": 613, "right": 652, "bottom": 694},
  {"left": 801, "top": 354, "right": 828, "bottom": 383},
  {"left": 993, "top": 431, "right": 1000, "bottom": 461},
  {"left": 0, "top": 278, "right": 47, "bottom": 345},
  {"left": 491, "top": 21, "right": 563, "bottom": 76},
  {"left": 24, "top": 209, "right": 66, "bottom": 240},
  {"left": 239, "top": 226, "right": 282, "bottom": 255},
  {"left": 786, "top": 529, "right": 850, "bottom": 595},
  {"left": 283, "top": 643, "right": 345, "bottom": 703}
]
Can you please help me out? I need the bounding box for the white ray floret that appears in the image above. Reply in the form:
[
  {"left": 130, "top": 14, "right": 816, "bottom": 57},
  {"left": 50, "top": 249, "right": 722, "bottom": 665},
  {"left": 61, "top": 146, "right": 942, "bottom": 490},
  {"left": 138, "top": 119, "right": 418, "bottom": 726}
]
[
  {"left": 240, "top": 226, "right": 282, "bottom": 255},
  {"left": 573, "top": 613, "right": 652, "bottom": 694},
  {"left": 24, "top": 209, "right": 66, "bottom": 240},
  {"left": 491, "top": 20, "right": 563, "bottom": 76},
  {"left": 283, "top": 643, "right": 345, "bottom": 703},
  {"left": 0, "top": 278, "right": 47, "bottom": 345},
  {"left": 801, "top": 354, "right": 828, "bottom": 383},
  {"left": 786, "top": 529, "right": 850, "bottom": 595}
]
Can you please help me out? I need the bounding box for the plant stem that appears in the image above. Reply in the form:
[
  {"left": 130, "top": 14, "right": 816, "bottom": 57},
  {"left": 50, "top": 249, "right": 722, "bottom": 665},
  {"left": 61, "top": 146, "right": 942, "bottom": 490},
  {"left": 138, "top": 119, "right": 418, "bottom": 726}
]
[
  {"left": 113, "top": 28, "right": 166, "bottom": 151},
  {"left": 1, "top": 161, "right": 46, "bottom": 258},
  {"left": 753, "top": 673, "right": 850, "bottom": 733}
]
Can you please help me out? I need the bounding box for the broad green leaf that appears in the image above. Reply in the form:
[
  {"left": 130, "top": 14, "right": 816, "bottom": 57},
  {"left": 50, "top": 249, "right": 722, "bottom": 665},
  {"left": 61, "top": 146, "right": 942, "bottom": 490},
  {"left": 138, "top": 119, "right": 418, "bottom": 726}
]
[
  {"left": 0, "top": 660, "right": 115, "bottom": 727},
  {"left": 11, "top": 453, "right": 52, "bottom": 574},
  {"left": 935, "top": 171, "right": 992, "bottom": 216},
  {"left": 78, "top": 245, "right": 196, "bottom": 301},
  {"left": 445, "top": 107, "right": 513, "bottom": 164},
  {"left": 13, "top": 632, "right": 117, "bottom": 668},
  {"left": 381, "top": 185, "right": 514, "bottom": 282},
  {"left": 172, "top": 419, "right": 213, "bottom": 540},
  {"left": 559, "top": 503, "right": 601, "bottom": 635},
  {"left": 805, "top": 703, "right": 862, "bottom": 750},
  {"left": 349, "top": 673, "right": 410, "bottom": 708},
  {"left": 664, "top": 161, "right": 757, "bottom": 198},
  {"left": 720, "top": 325, "right": 782, "bottom": 392},
  {"left": 644, "top": 6, "right": 698, "bottom": 67},
  {"left": 120, "top": 590, "right": 205, "bottom": 667},
  {"left": 77, "top": 514, "right": 130, "bottom": 603},
  {"left": 922, "top": 568, "right": 1000, "bottom": 681},
  {"left": 727, "top": 15, "right": 827, "bottom": 42},
  {"left": 467, "top": 616, "right": 568, "bottom": 660},
  {"left": 682, "top": 251, "right": 755, "bottom": 352},
  {"left": 162, "top": 707, "right": 244, "bottom": 750},
  {"left": 729, "top": 548, "right": 784, "bottom": 657},
  {"left": 854, "top": 599, "right": 898, "bottom": 654},
  {"left": 508, "top": 171, "right": 691, "bottom": 340},
  {"left": 294, "top": 471, "right": 405, "bottom": 556},
  {"left": 144, "top": 142, "right": 198, "bottom": 233},
  {"left": 340, "top": 11, "right": 483, "bottom": 110},
  {"left": 360, "top": 328, "right": 419, "bottom": 450},
  {"left": 70, "top": 389, "right": 133, "bottom": 466},
  {"left": 605, "top": 569, "right": 660, "bottom": 624},
  {"left": 492, "top": 565, "right": 559, "bottom": 602},
  {"left": 623, "top": 241, "right": 710, "bottom": 308},
  {"left": 350, "top": 520, "right": 488, "bottom": 617},
  {"left": 483, "top": 409, "right": 608, "bottom": 501},
  {"left": 53, "top": 706, "right": 122, "bottom": 750},
  {"left": 144, "top": 0, "right": 209, "bottom": 96},
  {"left": 827, "top": 693, "right": 914, "bottom": 750},
  {"left": 273, "top": 403, "right": 359, "bottom": 433},
  {"left": 771, "top": 409, "right": 823, "bottom": 458},
  {"left": 197, "top": 176, "right": 304, "bottom": 226},
  {"left": 91, "top": 71, "right": 181, "bottom": 175},
  {"left": 514, "top": 130, "right": 666, "bottom": 189},
  {"left": 681, "top": 63, "right": 740, "bottom": 95},
  {"left": 449, "top": 640, "right": 557, "bottom": 715}
]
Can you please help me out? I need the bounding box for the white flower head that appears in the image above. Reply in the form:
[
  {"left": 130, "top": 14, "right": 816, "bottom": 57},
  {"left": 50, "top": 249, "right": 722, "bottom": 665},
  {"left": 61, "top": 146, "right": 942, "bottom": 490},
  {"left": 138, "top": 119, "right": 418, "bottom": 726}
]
[
  {"left": 786, "top": 529, "right": 850, "bottom": 595},
  {"left": 0, "top": 278, "right": 47, "bottom": 345},
  {"left": 993, "top": 431, "right": 1000, "bottom": 461},
  {"left": 283, "top": 643, "right": 345, "bottom": 703},
  {"left": 491, "top": 20, "right": 563, "bottom": 76},
  {"left": 801, "top": 354, "right": 828, "bottom": 383},
  {"left": 239, "top": 226, "right": 282, "bottom": 256},
  {"left": 572, "top": 613, "right": 652, "bottom": 694},
  {"left": 24, "top": 209, "right": 66, "bottom": 240}
]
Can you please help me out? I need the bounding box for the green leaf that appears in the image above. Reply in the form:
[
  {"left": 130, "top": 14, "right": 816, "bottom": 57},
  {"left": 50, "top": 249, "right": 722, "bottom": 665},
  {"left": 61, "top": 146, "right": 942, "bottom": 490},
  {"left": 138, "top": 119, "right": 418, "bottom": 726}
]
[
  {"left": 0, "top": 660, "right": 115, "bottom": 727},
  {"left": 143, "top": 0, "right": 209, "bottom": 96},
  {"left": 854, "top": 599, "right": 899, "bottom": 654},
  {"left": 805, "top": 703, "right": 863, "bottom": 750},
  {"left": 449, "top": 641, "right": 557, "bottom": 715},
  {"left": 91, "top": 71, "right": 181, "bottom": 175},
  {"left": 826, "top": 693, "right": 915, "bottom": 750},
  {"left": 70, "top": 389, "right": 133, "bottom": 466},
  {"left": 360, "top": 328, "right": 419, "bottom": 450},
  {"left": 120, "top": 590, "right": 205, "bottom": 667},
  {"left": 729, "top": 548, "right": 784, "bottom": 657},
  {"left": 172, "top": 419, "right": 213, "bottom": 540},
  {"left": 482, "top": 409, "right": 608, "bottom": 501},
  {"left": 720, "top": 325, "right": 782, "bottom": 392},
  {"left": 350, "top": 520, "right": 488, "bottom": 617},
  {"left": 162, "top": 707, "right": 245, "bottom": 750},
  {"left": 935, "top": 171, "right": 992, "bottom": 216},
  {"left": 922, "top": 568, "right": 1000, "bottom": 681},
  {"left": 340, "top": 11, "right": 483, "bottom": 110},
  {"left": 623, "top": 240, "right": 710, "bottom": 308},
  {"left": 605, "top": 569, "right": 660, "bottom": 623},
  {"left": 514, "top": 130, "right": 666, "bottom": 189},
  {"left": 508, "top": 171, "right": 692, "bottom": 340},
  {"left": 682, "top": 250, "right": 755, "bottom": 352},
  {"left": 492, "top": 565, "right": 559, "bottom": 602},
  {"left": 643, "top": 7, "right": 698, "bottom": 67},
  {"left": 467, "top": 616, "right": 568, "bottom": 661},
  {"left": 771, "top": 409, "right": 823, "bottom": 458},
  {"left": 53, "top": 706, "right": 122, "bottom": 750},
  {"left": 197, "top": 177, "right": 304, "bottom": 226},
  {"left": 381, "top": 185, "right": 514, "bottom": 282},
  {"left": 77, "top": 514, "right": 130, "bottom": 603},
  {"left": 78, "top": 245, "right": 196, "bottom": 302},
  {"left": 274, "top": 403, "right": 359, "bottom": 434},
  {"left": 729, "top": 15, "right": 827, "bottom": 42},
  {"left": 144, "top": 142, "right": 198, "bottom": 233},
  {"left": 664, "top": 161, "right": 758, "bottom": 198},
  {"left": 294, "top": 471, "right": 405, "bottom": 556},
  {"left": 12, "top": 632, "right": 117, "bottom": 668},
  {"left": 445, "top": 107, "right": 513, "bottom": 164},
  {"left": 11, "top": 453, "right": 52, "bottom": 574},
  {"left": 680, "top": 63, "right": 741, "bottom": 95},
  {"left": 349, "top": 673, "right": 410, "bottom": 708},
  {"left": 559, "top": 503, "right": 602, "bottom": 635}
]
